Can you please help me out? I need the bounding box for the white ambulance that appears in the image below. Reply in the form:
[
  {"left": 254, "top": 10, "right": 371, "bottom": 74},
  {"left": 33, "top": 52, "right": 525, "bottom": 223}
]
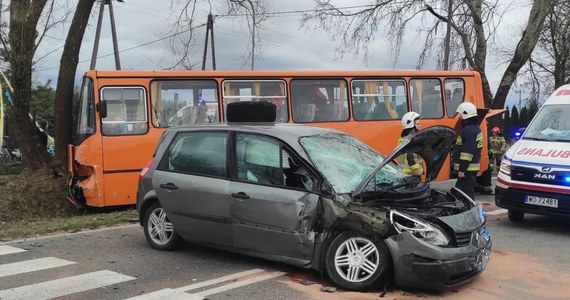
[{"left": 495, "top": 84, "right": 570, "bottom": 222}]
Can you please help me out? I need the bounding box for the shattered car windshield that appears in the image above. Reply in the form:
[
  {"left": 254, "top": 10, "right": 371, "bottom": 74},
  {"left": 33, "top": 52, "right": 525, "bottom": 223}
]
[{"left": 300, "top": 133, "right": 407, "bottom": 194}]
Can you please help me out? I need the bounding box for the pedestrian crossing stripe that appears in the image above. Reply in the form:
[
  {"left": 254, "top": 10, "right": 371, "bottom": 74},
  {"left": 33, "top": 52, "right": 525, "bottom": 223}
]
[
  {"left": 0, "top": 270, "right": 136, "bottom": 300},
  {"left": 0, "top": 245, "right": 26, "bottom": 256},
  {"left": 0, "top": 257, "right": 76, "bottom": 278}
]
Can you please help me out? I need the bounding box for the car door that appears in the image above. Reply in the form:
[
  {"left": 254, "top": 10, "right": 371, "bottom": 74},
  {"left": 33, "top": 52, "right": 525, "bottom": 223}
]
[
  {"left": 229, "top": 132, "right": 320, "bottom": 260},
  {"left": 153, "top": 130, "right": 232, "bottom": 246}
]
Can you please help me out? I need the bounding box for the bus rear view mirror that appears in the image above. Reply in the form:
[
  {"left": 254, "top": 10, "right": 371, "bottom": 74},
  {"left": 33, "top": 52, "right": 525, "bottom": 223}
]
[{"left": 97, "top": 100, "right": 108, "bottom": 119}]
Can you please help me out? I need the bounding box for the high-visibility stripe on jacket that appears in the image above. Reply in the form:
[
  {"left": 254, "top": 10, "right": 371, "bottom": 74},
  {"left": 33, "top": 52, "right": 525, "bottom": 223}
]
[
  {"left": 397, "top": 137, "right": 424, "bottom": 176},
  {"left": 489, "top": 135, "right": 507, "bottom": 154},
  {"left": 452, "top": 123, "right": 482, "bottom": 173}
]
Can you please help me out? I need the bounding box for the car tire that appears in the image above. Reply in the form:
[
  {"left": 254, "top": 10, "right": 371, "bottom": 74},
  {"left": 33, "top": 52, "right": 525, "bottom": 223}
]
[
  {"left": 143, "top": 202, "right": 182, "bottom": 251},
  {"left": 507, "top": 209, "right": 524, "bottom": 222},
  {"left": 325, "top": 231, "right": 391, "bottom": 291}
]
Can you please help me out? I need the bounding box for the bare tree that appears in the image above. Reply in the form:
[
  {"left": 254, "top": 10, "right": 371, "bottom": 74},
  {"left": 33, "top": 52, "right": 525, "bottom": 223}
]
[
  {"left": 527, "top": 0, "right": 570, "bottom": 91},
  {"left": 54, "top": 0, "right": 97, "bottom": 164},
  {"left": 166, "top": 0, "right": 270, "bottom": 70},
  {"left": 0, "top": 0, "right": 56, "bottom": 169},
  {"left": 300, "top": 0, "right": 552, "bottom": 110}
]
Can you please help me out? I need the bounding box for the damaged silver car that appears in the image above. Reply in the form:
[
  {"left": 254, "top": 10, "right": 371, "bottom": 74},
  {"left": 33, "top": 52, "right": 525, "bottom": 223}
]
[{"left": 137, "top": 120, "right": 491, "bottom": 292}]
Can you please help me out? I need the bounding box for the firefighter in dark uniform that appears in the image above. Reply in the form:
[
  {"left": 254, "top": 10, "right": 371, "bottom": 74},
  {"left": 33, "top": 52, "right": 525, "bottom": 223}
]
[
  {"left": 453, "top": 102, "right": 483, "bottom": 199},
  {"left": 475, "top": 136, "right": 495, "bottom": 195},
  {"left": 397, "top": 111, "right": 423, "bottom": 178}
]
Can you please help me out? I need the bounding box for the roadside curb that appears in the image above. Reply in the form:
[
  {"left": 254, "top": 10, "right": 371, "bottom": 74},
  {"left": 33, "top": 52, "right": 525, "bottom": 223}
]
[{"left": 0, "top": 223, "right": 138, "bottom": 245}]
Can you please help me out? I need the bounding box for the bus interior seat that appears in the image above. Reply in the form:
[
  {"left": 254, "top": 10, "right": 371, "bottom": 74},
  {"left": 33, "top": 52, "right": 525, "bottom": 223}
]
[{"left": 422, "top": 92, "right": 443, "bottom": 118}]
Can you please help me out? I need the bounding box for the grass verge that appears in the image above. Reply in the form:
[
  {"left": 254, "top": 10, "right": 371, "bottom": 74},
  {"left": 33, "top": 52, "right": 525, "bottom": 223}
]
[{"left": 0, "top": 209, "right": 139, "bottom": 241}]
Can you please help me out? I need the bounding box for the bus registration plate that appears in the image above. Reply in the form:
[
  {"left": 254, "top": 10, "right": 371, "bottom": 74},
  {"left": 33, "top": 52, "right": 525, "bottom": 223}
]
[{"left": 525, "top": 196, "right": 558, "bottom": 208}]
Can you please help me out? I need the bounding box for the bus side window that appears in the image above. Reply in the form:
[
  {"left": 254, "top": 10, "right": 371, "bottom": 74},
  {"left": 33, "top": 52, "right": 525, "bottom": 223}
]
[
  {"left": 410, "top": 78, "right": 443, "bottom": 119},
  {"left": 290, "top": 79, "right": 349, "bottom": 123},
  {"left": 351, "top": 79, "right": 408, "bottom": 121},
  {"left": 150, "top": 80, "right": 220, "bottom": 127},
  {"left": 101, "top": 87, "right": 148, "bottom": 136},
  {"left": 222, "top": 80, "right": 288, "bottom": 123},
  {"left": 445, "top": 79, "right": 465, "bottom": 117}
]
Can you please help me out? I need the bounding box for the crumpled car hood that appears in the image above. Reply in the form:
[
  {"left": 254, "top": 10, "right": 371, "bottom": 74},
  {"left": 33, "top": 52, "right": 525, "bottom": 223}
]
[{"left": 438, "top": 204, "right": 485, "bottom": 232}]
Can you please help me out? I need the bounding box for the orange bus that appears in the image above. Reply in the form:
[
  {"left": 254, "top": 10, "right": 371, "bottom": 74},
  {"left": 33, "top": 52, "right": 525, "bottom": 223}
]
[{"left": 69, "top": 70, "right": 489, "bottom": 207}]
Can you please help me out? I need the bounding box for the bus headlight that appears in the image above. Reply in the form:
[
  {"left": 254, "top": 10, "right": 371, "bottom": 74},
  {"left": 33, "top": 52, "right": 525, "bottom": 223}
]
[
  {"left": 499, "top": 160, "right": 511, "bottom": 176},
  {"left": 389, "top": 210, "right": 450, "bottom": 246}
]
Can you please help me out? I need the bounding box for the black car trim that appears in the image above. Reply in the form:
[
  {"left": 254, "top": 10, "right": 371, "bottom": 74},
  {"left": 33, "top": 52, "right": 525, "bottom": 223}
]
[
  {"left": 103, "top": 168, "right": 143, "bottom": 174},
  {"left": 172, "top": 210, "right": 232, "bottom": 224}
]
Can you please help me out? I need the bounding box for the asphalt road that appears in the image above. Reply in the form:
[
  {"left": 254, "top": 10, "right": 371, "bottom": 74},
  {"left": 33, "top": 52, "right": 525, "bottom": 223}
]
[{"left": 1, "top": 180, "right": 569, "bottom": 300}]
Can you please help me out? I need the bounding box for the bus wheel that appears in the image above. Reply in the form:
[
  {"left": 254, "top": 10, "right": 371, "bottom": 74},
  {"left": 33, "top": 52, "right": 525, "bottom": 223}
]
[
  {"left": 508, "top": 210, "right": 524, "bottom": 222},
  {"left": 324, "top": 231, "right": 391, "bottom": 291},
  {"left": 143, "top": 202, "right": 182, "bottom": 250}
]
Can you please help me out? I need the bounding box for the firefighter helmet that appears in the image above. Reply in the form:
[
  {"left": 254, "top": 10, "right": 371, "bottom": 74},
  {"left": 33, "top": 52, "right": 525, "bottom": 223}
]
[
  {"left": 401, "top": 111, "right": 421, "bottom": 129},
  {"left": 456, "top": 102, "right": 478, "bottom": 120}
]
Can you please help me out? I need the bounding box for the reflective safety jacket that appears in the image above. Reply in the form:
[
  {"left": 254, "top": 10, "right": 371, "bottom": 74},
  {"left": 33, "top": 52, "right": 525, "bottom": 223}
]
[
  {"left": 489, "top": 134, "right": 507, "bottom": 155},
  {"left": 452, "top": 123, "right": 483, "bottom": 173},
  {"left": 397, "top": 137, "right": 424, "bottom": 176}
]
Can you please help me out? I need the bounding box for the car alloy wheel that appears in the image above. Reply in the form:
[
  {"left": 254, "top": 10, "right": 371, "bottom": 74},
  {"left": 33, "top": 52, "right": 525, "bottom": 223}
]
[
  {"left": 325, "top": 231, "right": 390, "bottom": 291},
  {"left": 143, "top": 202, "right": 182, "bottom": 250},
  {"left": 334, "top": 237, "right": 379, "bottom": 283}
]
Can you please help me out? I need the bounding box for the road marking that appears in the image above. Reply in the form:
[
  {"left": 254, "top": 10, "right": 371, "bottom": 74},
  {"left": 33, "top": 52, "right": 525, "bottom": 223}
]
[
  {"left": 124, "top": 289, "right": 202, "bottom": 300},
  {"left": 125, "top": 269, "right": 284, "bottom": 300},
  {"left": 175, "top": 268, "right": 265, "bottom": 292},
  {"left": 194, "top": 271, "right": 286, "bottom": 297},
  {"left": 487, "top": 209, "right": 508, "bottom": 216},
  {"left": 0, "top": 257, "right": 76, "bottom": 278},
  {"left": 0, "top": 245, "right": 25, "bottom": 256},
  {"left": 0, "top": 270, "right": 136, "bottom": 300}
]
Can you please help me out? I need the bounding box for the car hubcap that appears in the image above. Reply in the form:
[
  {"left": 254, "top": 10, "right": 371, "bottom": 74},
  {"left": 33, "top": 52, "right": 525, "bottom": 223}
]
[
  {"left": 334, "top": 237, "right": 380, "bottom": 283},
  {"left": 148, "top": 208, "right": 174, "bottom": 245}
]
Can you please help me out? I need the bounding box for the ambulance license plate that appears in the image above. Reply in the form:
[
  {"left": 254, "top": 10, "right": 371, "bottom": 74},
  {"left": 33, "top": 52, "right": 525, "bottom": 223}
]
[{"left": 525, "top": 196, "right": 558, "bottom": 208}]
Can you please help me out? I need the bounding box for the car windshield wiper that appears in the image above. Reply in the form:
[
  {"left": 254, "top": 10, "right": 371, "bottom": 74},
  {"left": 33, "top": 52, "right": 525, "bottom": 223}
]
[
  {"left": 522, "top": 137, "right": 547, "bottom": 141},
  {"left": 525, "top": 136, "right": 570, "bottom": 142}
]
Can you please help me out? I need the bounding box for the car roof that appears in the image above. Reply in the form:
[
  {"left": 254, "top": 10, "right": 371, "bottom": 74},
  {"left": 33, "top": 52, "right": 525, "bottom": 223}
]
[
  {"left": 167, "top": 123, "right": 342, "bottom": 140},
  {"left": 545, "top": 84, "right": 570, "bottom": 106}
]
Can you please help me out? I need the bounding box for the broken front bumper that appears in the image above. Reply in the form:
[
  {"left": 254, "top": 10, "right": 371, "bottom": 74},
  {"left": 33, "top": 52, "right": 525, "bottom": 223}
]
[{"left": 384, "top": 227, "right": 492, "bottom": 291}]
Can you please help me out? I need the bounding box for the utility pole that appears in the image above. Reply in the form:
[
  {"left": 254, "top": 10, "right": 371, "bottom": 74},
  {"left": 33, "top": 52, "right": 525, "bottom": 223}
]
[
  {"left": 250, "top": 2, "right": 256, "bottom": 70},
  {"left": 90, "top": 0, "right": 122, "bottom": 70},
  {"left": 443, "top": 0, "right": 453, "bottom": 70},
  {"left": 201, "top": 13, "right": 216, "bottom": 70}
]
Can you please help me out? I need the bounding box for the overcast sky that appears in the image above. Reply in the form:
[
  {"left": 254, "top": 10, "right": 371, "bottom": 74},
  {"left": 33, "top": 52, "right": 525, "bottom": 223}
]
[{"left": 32, "top": 0, "right": 533, "bottom": 109}]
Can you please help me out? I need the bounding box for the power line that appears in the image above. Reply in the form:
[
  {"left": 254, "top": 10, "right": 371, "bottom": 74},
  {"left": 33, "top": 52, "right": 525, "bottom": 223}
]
[
  {"left": 36, "top": 23, "right": 207, "bottom": 72},
  {"left": 213, "top": 4, "right": 381, "bottom": 18}
]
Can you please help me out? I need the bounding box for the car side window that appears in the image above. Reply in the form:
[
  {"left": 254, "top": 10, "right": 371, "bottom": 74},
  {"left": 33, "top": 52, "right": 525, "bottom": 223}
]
[
  {"left": 160, "top": 131, "right": 228, "bottom": 177},
  {"left": 235, "top": 133, "right": 315, "bottom": 190}
]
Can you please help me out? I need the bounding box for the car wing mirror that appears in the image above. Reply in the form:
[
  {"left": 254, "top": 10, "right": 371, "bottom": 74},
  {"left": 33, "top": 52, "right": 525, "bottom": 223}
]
[
  {"left": 321, "top": 184, "right": 334, "bottom": 198},
  {"left": 97, "top": 100, "right": 108, "bottom": 119}
]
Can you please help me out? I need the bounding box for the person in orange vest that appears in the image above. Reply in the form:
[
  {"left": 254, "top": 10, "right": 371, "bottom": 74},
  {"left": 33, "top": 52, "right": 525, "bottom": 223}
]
[{"left": 397, "top": 111, "right": 424, "bottom": 177}]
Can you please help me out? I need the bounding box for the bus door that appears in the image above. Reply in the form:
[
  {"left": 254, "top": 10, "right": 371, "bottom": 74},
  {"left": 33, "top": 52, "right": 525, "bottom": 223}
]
[{"left": 99, "top": 86, "right": 157, "bottom": 206}]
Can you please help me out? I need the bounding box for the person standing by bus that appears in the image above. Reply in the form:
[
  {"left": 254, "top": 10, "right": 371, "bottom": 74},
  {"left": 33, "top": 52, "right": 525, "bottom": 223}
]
[
  {"left": 453, "top": 102, "right": 483, "bottom": 199},
  {"left": 489, "top": 126, "right": 507, "bottom": 168},
  {"left": 397, "top": 111, "right": 423, "bottom": 177},
  {"left": 476, "top": 136, "right": 495, "bottom": 195}
]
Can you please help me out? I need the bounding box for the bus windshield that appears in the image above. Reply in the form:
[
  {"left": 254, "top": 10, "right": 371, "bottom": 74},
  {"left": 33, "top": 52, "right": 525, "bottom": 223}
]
[{"left": 524, "top": 105, "right": 570, "bottom": 142}]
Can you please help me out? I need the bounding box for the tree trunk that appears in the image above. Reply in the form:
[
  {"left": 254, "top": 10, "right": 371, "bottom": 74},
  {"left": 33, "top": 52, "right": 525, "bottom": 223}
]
[
  {"left": 8, "top": 0, "right": 50, "bottom": 170},
  {"left": 54, "top": 0, "right": 96, "bottom": 164},
  {"left": 492, "top": 0, "right": 552, "bottom": 109}
]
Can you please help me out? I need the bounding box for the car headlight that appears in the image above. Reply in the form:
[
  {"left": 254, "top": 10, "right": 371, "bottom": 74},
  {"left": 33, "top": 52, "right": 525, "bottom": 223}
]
[
  {"left": 389, "top": 210, "right": 450, "bottom": 246},
  {"left": 499, "top": 159, "right": 511, "bottom": 176}
]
